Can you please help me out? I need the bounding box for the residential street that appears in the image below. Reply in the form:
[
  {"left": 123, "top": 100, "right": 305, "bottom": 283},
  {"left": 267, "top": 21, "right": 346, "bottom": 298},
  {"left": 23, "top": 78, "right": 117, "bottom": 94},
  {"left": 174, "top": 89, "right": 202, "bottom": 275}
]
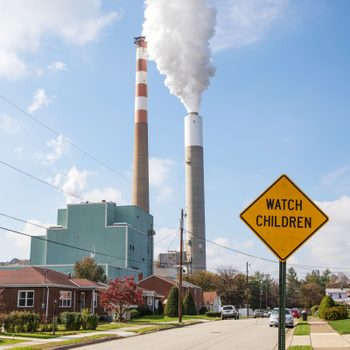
[{"left": 75, "top": 318, "right": 287, "bottom": 350}]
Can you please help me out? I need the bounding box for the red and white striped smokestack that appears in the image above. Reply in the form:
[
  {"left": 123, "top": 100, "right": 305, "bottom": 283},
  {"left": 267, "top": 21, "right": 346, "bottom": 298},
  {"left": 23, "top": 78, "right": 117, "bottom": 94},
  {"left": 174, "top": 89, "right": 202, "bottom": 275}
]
[{"left": 132, "top": 36, "right": 149, "bottom": 213}]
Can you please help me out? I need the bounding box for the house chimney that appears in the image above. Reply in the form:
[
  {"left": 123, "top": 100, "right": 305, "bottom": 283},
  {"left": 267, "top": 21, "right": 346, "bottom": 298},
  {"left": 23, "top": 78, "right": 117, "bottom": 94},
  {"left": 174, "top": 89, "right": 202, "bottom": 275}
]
[{"left": 132, "top": 36, "right": 149, "bottom": 213}]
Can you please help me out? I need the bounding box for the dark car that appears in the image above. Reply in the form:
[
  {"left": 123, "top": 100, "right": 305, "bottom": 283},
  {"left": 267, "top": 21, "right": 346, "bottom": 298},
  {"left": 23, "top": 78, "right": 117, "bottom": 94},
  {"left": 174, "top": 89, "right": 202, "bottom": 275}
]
[{"left": 291, "top": 308, "right": 300, "bottom": 318}]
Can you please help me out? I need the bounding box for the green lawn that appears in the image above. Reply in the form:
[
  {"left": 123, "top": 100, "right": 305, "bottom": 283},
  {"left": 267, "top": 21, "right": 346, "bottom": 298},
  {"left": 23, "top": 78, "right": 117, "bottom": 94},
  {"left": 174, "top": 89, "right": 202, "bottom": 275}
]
[
  {"left": 288, "top": 346, "right": 312, "bottom": 350},
  {"left": 129, "top": 314, "right": 217, "bottom": 323},
  {"left": 328, "top": 318, "right": 350, "bottom": 334},
  {"left": 0, "top": 338, "right": 26, "bottom": 345},
  {"left": 129, "top": 324, "right": 175, "bottom": 334},
  {"left": 10, "top": 334, "right": 120, "bottom": 350},
  {"left": 294, "top": 322, "right": 310, "bottom": 336}
]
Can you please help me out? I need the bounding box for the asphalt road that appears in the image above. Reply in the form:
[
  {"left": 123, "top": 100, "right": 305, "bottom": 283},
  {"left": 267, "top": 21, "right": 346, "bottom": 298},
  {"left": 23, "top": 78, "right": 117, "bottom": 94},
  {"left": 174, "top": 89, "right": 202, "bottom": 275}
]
[{"left": 76, "top": 318, "right": 283, "bottom": 350}]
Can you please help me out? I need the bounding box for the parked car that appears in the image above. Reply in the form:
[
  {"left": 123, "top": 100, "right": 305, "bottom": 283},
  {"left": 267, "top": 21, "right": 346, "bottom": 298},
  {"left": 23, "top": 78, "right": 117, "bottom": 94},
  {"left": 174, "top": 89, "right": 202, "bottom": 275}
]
[
  {"left": 269, "top": 308, "right": 294, "bottom": 328},
  {"left": 221, "top": 305, "right": 239, "bottom": 320},
  {"left": 253, "top": 309, "right": 263, "bottom": 318},
  {"left": 291, "top": 308, "right": 300, "bottom": 318},
  {"left": 263, "top": 310, "right": 271, "bottom": 318}
]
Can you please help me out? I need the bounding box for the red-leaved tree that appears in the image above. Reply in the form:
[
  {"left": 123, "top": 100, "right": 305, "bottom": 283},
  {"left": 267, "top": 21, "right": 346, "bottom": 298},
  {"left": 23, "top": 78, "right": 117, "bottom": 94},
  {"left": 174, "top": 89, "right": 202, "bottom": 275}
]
[{"left": 100, "top": 276, "right": 143, "bottom": 322}]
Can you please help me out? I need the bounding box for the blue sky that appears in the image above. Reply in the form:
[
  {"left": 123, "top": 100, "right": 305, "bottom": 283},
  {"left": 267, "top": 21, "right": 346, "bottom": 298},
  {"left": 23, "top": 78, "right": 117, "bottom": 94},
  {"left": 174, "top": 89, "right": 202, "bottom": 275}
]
[{"left": 0, "top": 0, "right": 349, "bottom": 279}]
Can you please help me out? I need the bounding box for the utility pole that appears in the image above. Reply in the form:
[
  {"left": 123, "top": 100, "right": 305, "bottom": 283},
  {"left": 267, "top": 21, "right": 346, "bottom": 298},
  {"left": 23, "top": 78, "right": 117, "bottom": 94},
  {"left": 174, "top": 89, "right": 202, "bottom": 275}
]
[
  {"left": 246, "top": 262, "right": 250, "bottom": 317},
  {"left": 178, "top": 208, "right": 184, "bottom": 323}
]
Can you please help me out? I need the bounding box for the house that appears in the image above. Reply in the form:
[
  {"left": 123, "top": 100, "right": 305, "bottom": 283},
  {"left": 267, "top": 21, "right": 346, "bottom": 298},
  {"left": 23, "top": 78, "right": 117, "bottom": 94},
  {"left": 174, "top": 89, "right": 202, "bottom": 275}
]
[
  {"left": 0, "top": 267, "right": 107, "bottom": 321},
  {"left": 325, "top": 288, "right": 350, "bottom": 305},
  {"left": 138, "top": 275, "right": 203, "bottom": 311},
  {"left": 138, "top": 287, "right": 164, "bottom": 313},
  {"left": 203, "top": 291, "right": 221, "bottom": 312}
]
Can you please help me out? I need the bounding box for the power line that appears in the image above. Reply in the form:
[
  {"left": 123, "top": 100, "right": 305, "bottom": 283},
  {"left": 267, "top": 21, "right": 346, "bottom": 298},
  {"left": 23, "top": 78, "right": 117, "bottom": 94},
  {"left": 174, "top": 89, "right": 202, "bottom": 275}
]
[
  {"left": 0, "top": 225, "right": 148, "bottom": 267},
  {"left": 0, "top": 159, "right": 85, "bottom": 202},
  {"left": 0, "top": 94, "right": 181, "bottom": 211}
]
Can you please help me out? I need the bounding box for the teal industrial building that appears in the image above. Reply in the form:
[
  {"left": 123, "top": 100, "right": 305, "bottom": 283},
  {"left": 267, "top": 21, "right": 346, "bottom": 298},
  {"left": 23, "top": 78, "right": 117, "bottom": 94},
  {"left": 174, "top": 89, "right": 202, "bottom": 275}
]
[{"left": 29, "top": 201, "right": 154, "bottom": 280}]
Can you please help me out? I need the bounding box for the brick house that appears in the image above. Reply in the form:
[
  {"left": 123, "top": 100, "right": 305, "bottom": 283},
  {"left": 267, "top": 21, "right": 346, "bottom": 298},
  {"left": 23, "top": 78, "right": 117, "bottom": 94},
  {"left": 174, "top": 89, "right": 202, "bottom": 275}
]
[
  {"left": 0, "top": 267, "right": 107, "bottom": 321},
  {"left": 138, "top": 275, "right": 203, "bottom": 311},
  {"left": 203, "top": 291, "right": 222, "bottom": 312}
]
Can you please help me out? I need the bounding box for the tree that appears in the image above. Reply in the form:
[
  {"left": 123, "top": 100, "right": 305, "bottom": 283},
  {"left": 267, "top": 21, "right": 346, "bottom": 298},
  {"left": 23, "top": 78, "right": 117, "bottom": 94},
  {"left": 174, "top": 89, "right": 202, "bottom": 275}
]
[
  {"left": 100, "top": 276, "right": 143, "bottom": 322},
  {"left": 216, "top": 266, "right": 246, "bottom": 306},
  {"left": 184, "top": 270, "right": 219, "bottom": 291},
  {"left": 298, "top": 283, "right": 324, "bottom": 308},
  {"left": 318, "top": 295, "right": 335, "bottom": 319},
  {"left": 327, "top": 273, "right": 350, "bottom": 288},
  {"left": 74, "top": 256, "right": 107, "bottom": 283},
  {"left": 304, "top": 269, "right": 331, "bottom": 288},
  {"left": 183, "top": 291, "right": 197, "bottom": 315},
  {"left": 286, "top": 267, "right": 300, "bottom": 308},
  {"left": 164, "top": 286, "right": 178, "bottom": 317}
]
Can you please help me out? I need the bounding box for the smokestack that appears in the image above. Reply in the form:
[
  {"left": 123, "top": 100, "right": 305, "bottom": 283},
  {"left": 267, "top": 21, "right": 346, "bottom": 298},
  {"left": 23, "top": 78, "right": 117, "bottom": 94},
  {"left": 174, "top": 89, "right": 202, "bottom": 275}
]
[
  {"left": 185, "top": 112, "right": 206, "bottom": 272},
  {"left": 132, "top": 36, "right": 149, "bottom": 213}
]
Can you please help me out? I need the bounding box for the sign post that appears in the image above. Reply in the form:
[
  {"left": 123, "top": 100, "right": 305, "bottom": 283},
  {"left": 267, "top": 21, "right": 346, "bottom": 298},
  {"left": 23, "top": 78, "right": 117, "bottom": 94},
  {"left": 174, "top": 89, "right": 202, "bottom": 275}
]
[{"left": 240, "top": 175, "right": 328, "bottom": 350}]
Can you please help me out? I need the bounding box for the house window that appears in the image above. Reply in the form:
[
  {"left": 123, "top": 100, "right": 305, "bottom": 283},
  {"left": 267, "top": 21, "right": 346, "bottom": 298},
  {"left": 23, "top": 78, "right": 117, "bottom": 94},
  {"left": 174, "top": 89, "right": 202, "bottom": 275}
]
[
  {"left": 59, "top": 291, "right": 72, "bottom": 307},
  {"left": 18, "top": 290, "right": 34, "bottom": 307}
]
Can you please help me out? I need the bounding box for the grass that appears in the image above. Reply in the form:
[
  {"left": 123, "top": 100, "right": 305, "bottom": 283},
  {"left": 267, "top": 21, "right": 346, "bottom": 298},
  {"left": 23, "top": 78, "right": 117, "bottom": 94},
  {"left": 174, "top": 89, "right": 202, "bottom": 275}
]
[
  {"left": 129, "top": 324, "right": 175, "bottom": 334},
  {"left": 128, "top": 314, "right": 217, "bottom": 323},
  {"left": 288, "top": 346, "right": 312, "bottom": 350},
  {"left": 0, "top": 338, "right": 26, "bottom": 345},
  {"left": 328, "top": 318, "right": 350, "bottom": 334},
  {"left": 10, "top": 334, "right": 120, "bottom": 350},
  {"left": 293, "top": 322, "right": 310, "bottom": 336}
]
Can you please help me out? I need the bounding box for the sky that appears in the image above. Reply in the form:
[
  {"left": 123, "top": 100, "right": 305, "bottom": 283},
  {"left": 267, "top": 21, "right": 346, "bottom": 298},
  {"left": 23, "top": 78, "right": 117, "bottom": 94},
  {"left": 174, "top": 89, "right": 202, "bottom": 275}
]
[{"left": 0, "top": 0, "right": 350, "bottom": 280}]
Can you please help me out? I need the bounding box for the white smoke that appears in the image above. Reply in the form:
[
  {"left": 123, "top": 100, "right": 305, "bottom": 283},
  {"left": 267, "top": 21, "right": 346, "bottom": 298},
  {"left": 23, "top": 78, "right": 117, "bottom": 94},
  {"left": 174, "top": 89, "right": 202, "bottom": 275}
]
[{"left": 143, "top": 0, "right": 216, "bottom": 113}]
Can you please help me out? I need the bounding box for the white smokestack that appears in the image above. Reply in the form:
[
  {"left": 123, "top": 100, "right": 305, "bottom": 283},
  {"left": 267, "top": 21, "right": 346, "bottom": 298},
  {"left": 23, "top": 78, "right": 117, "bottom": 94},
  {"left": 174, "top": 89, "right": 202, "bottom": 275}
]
[{"left": 142, "top": 0, "right": 216, "bottom": 113}]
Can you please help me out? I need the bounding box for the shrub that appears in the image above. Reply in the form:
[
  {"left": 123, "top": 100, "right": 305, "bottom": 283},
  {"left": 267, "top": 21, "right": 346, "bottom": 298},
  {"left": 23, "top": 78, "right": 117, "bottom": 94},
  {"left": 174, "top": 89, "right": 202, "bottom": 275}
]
[
  {"left": 139, "top": 306, "right": 154, "bottom": 316},
  {"left": 129, "top": 309, "right": 141, "bottom": 319},
  {"left": 199, "top": 306, "right": 208, "bottom": 315},
  {"left": 164, "top": 286, "right": 178, "bottom": 317},
  {"left": 80, "top": 309, "right": 98, "bottom": 330},
  {"left": 183, "top": 291, "right": 197, "bottom": 315},
  {"left": 311, "top": 305, "right": 319, "bottom": 316},
  {"left": 205, "top": 311, "right": 221, "bottom": 317},
  {"left": 61, "top": 312, "right": 82, "bottom": 331},
  {"left": 323, "top": 306, "right": 348, "bottom": 321},
  {"left": 2, "top": 311, "right": 40, "bottom": 333},
  {"left": 318, "top": 295, "right": 335, "bottom": 319}
]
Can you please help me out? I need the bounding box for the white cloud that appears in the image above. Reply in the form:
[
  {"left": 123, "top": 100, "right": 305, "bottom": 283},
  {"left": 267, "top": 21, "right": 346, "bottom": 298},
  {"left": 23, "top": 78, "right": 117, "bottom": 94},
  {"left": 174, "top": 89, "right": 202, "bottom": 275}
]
[
  {"left": 49, "top": 166, "right": 88, "bottom": 204},
  {"left": 84, "top": 188, "right": 124, "bottom": 204},
  {"left": 36, "top": 134, "right": 67, "bottom": 165},
  {"left": 149, "top": 157, "right": 175, "bottom": 200},
  {"left": 212, "top": 0, "right": 289, "bottom": 52},
  {"left": 27, "top": 89, "right": 53, "bottom": 113},
  {"left": 0, "top": 0, "right": 119, "bottom": 79},
  {"left": 48, "top": 61, "right": 68, "bottom": 71},
  {"left": 0, "top": 114, "right": 21, "bottom": 134},
  {"left": 5, "top": 219, "right": 49, "bottom": 256},
  {"left": 304, "top": 197, "right": 350, "bottom": 269}
]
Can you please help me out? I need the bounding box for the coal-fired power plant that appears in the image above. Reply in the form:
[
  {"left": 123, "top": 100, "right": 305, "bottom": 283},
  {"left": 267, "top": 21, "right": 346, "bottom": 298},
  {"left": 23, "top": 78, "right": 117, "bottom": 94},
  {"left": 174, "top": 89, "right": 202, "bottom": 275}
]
[
  {"left": 185, "top": 112, "right": 206, "bottom": 272},
  {"left": 132, "top": 36, "right": 149, "bottom": 213}
]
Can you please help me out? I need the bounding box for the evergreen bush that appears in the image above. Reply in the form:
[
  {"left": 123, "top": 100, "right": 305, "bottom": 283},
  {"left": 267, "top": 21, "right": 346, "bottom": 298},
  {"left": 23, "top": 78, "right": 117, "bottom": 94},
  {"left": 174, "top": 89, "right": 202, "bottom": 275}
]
[
  {"left": 1, "top": 311, "right": 40, "bottom": 333},
  {"left": 323, "top": 306, "right": 348, "bottom": 321},
  {"left": 182, "top": 291, "right": 197, "bottom": 315},
  {"left": 164, "top": 286, "right": 178, "bottom": 317},
  {"left": 61, "top": 312, "right": 82, "bottom": 331},
  {"left": 318, "top": 295, "right": 335, "bottom": 319},
  {"left": 157, "top": 301, "right": 164, "bottom": 315},
  {"left": 199, "top": 306, "right": 208, "bottom": 315}
]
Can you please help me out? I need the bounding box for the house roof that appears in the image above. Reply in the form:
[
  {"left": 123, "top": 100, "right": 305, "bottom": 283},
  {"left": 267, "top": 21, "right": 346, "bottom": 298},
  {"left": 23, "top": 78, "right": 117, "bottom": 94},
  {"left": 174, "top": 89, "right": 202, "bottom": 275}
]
[
  {"left": 0, "top": 267, "right": 74, "bottom": 287},
  {"left": 138, "top": 274, "right": 202, "bottom": 290},
  {"left": 0, "top": 267, "right": 104, "bottom": 289},
  {"left": 326, "top": 288, "right": 350, "bottom": 293},
  {"left": 203, "top": 291, "right": 218, "bottom": 304}
]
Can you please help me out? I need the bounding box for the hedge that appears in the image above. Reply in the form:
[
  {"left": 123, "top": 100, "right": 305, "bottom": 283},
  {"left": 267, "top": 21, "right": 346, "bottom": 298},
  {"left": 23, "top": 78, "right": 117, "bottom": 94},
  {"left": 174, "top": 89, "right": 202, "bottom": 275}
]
[
  {"left": 323, "top": 306, "right": 348, "bottom": 321},
  {"left": 0, "top": 311, "right": 40, "bottom": 333}
]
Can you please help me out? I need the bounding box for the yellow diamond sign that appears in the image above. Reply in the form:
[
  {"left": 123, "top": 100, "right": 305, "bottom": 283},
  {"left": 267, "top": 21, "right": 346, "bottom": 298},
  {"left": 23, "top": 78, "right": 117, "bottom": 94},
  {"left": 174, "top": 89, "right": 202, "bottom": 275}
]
[{"left": 240, "top": 175, "right": 328, "bottom": 261}]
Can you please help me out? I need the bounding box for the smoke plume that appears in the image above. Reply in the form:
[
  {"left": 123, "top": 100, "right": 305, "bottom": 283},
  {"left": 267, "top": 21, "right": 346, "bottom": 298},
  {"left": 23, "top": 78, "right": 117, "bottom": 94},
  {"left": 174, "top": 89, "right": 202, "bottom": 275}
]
[{"left": 143, "top": 0, "right": 216, "bottom": 113}]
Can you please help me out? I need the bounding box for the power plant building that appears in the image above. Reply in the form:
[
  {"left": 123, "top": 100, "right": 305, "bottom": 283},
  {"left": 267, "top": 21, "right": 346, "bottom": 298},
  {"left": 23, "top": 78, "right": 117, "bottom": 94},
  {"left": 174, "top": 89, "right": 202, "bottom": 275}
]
[{"left": 30, "top": 202, "right": 154, "bottom": 280}]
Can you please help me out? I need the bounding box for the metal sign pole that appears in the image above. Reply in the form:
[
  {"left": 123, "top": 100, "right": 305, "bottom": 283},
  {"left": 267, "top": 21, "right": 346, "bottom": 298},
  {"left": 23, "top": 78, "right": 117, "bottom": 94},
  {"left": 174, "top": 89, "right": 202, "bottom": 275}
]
[{"left": 278, "top": 261, "right": 286, "bottom": 350}]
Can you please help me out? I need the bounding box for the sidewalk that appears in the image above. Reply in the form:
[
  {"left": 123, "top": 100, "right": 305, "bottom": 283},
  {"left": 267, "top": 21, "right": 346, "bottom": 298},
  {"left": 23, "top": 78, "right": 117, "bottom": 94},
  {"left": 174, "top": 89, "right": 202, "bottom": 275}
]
[{"left": 287, "top": 318, "right": 350, "bottom": 349}]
